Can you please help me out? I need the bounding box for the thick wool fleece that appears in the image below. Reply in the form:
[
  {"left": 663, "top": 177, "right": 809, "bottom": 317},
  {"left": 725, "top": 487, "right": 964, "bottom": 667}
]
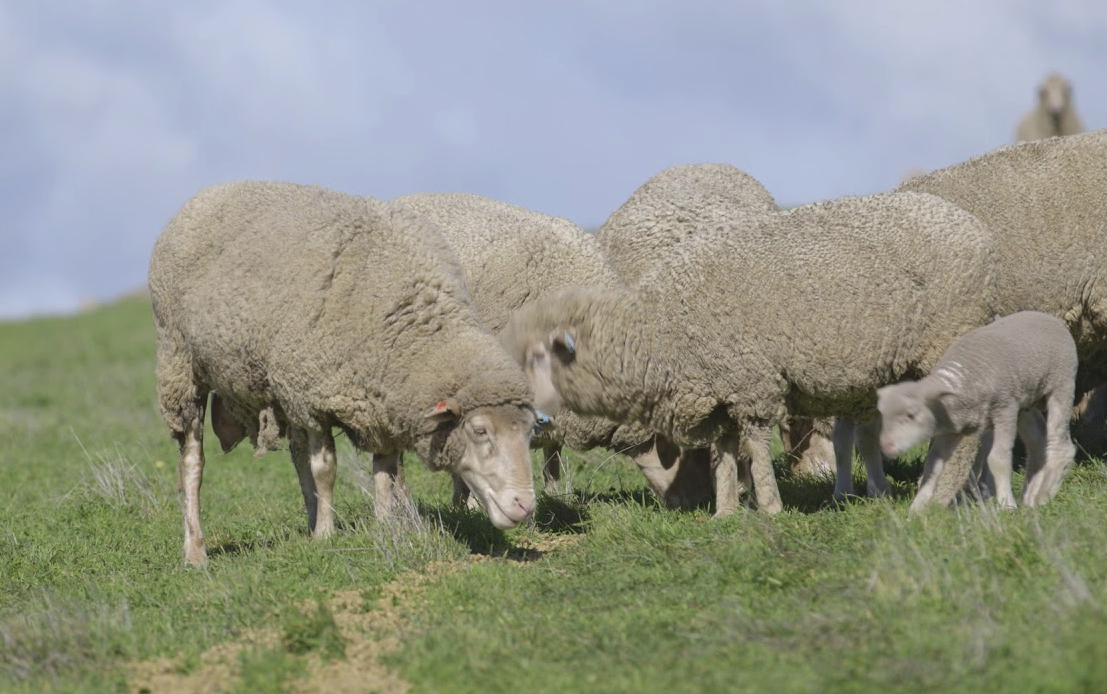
[
  {"left": 501, "top": 190, "right": 998, "bottom": 448},
  {"left": 149, "top": 181, "right": 533, "bottom": 465},
  {"left": 898, "top": 128, "right": 1107, "bottom": 392},
  {"left": 595, "top": 163, "right": 778, "bottom": 286}
]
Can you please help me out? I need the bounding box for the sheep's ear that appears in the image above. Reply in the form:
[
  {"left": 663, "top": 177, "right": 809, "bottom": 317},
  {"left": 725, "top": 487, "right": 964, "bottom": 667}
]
[
  {"left": 922, "top": 380, "right": 954, "bottom": 405},
  {"left": 548, "top": 327, "right": 578, "bottom": 362},
  {"left": 210, "top": 392, "right": 246, "bottom": 453},
  {"left": 425, "top": 398, "right": 461, "bottom": 424}
]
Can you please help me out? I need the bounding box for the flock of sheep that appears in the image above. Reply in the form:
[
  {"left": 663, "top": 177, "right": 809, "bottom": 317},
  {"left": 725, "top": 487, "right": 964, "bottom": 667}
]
[{"left": 148, "top": 72, "right": 1103, "bottom": 568}]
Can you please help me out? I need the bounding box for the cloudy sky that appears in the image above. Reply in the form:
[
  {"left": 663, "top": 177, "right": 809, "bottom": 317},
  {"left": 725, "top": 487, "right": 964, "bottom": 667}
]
[{"left": 2, "top": 1, "right": 1105, "bottom": 319}]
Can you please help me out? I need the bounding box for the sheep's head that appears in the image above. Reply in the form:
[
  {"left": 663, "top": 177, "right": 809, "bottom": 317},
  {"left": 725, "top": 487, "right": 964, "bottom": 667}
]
[
  {"left": 425, "top": 399, "right": 537, "bottom": 529},
  {"left": 522, "top": 327, "right": 578, "bottom": 415},
  {"left": 1038, "top": 72, "right": 1074, "bottom": 115},
  {"left": 875, "top": 380, "right": 949, "bottom": 457}
]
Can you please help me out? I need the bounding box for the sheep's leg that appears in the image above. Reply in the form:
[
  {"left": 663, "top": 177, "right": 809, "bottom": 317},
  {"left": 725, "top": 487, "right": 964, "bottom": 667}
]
[
  {"left": 177, "top": 395, "right": 208, "bottom": 568},
  {"left": 710, "top": 435, "right": 744, "bottom": 517},
  {"left": 1025, "top": 393, "right": 1077, "bottom": 507},
  {"left": 832, "top": 417, "right": 856, "bottom": 500},
  {"left": 373, "top": 452, "right": 412, "bottom": 520},
  {"left": 909, "top": 432, "right": 962, "bottom": 514},
  {"left": 542, "top": 445, "right": 564, "bottom": 496},
  {"left": 450, "top": 473, "right": 470, "bottom": 507},
  {"left": 854, "top": 419, "right": 891, "bottom": 498},
  {"left": 985, "top": 409, "right": 1019, "bottom": 509},
  {"left": 306, "top": 428, "right": 338, "bottom": 538},
  {"left": 740, "top": 424, "right": 783, "bottom": 514},
  {"left": 289, "top": 427, "right": 318, "bottom": 534}
]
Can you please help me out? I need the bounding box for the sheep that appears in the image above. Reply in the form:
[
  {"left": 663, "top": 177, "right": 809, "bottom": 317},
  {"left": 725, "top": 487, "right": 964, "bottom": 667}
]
[
  {"left": 1015, "top": 72, "right": 1085, "bottom": 143},
  {"left": 898, "top": 128, "right": 1107, "bottom": 490},
  {"left": 391, "top": 191, "right": 715, "bottom": 510},
  {"left": 877, "top": 311, "right": 1077, "bottom": 511},
  {"left": 595, "top": 163, "right": 836, "bottom": 479},
  {"left": 149, "top": 180, "right": 540, "bottom": 568},
  {"left": 501, "top": 190, "right": 997, "bottom": 516}
]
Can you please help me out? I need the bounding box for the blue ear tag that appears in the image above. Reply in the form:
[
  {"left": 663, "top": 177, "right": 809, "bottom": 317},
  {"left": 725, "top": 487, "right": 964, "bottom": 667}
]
[{"left": 533, "top": 408, "right": 552, "bottom": 435}]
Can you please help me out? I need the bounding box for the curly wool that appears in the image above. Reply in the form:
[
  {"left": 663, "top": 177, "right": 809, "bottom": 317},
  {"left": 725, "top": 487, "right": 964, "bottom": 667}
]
[{"left": 149, "top": 181, "right": 533, "bottom": 466}]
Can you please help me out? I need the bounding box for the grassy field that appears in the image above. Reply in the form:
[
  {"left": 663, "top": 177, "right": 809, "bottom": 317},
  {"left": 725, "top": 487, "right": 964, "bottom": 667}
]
[{"left": 2, "top": 296, "right": 1107, "bottom": 693}]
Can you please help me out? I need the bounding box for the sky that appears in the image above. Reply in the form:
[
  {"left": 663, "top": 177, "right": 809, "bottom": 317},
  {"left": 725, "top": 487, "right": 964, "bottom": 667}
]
[{"left": 2, "top": 1, "right": 1105, "bottom": 320}]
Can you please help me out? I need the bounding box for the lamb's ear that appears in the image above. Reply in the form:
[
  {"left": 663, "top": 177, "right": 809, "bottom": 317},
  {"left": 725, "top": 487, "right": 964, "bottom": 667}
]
[
  {"left": 922, "top": 380, "right": 954, "bottom": 405},
  {"left": 425, "top": 398, "right": 461, "bottom": 424},
  {"left": 210, "top": 392, "right": 246, "bottom": 453},
  {"left": 548, "top": 327, "right": 578, "bottom": 362}
]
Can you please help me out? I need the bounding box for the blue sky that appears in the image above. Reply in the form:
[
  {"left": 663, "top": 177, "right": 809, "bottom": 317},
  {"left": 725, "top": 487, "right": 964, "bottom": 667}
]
[{"left": 2, "top": 1, "right": 1105, "bottom": 319}]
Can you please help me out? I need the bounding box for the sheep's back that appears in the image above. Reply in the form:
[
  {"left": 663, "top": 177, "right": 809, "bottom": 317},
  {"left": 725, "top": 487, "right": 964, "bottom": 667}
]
[
  {"left": 898, "top": 129, "right": 1107, "bottom": 338},
  {"left": 394, "top": 192, "right": 620, "bottom": 333},
  {"left": 640, "top": 191, "right": 997, "bottom": 414},
  {"left": 595, "top": 163, "right": 778, "bottom": 286}
]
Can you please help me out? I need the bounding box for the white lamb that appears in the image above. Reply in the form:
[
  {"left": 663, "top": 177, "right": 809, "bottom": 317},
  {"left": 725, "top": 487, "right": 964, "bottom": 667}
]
[{"left": 876, "top": 311, "right": 1077, "bottom": 511}]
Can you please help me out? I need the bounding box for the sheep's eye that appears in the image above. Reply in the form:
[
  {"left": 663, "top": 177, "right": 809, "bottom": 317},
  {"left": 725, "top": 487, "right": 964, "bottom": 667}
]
[
  {"left": 905, "top": 411, "right": 916, "bottom": 421},
  {"left": 470, "top": 425, "right": 488, "bottom": 437}
]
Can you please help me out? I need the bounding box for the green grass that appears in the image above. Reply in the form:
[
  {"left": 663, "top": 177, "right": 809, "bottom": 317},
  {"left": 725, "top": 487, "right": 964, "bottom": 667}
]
[{"left": 2, "top": 297, "right": 1107, "bottom": 693}]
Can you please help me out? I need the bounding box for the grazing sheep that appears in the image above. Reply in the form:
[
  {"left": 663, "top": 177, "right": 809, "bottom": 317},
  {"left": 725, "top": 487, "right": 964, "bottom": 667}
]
[
  {"left": 899, "top": 131, "right": 1107, "bottom": 404},
  {"left": 878, "top": 311, "right": 1077, "bottom": 511},
  {"left": 594, "top": 163, "right": 778, "bottom": 286},
  {"left": 596, "top": 163, "right": 836, "bottom": 480},
  {"left": 1015, "top": 72, "right": 1085, "bottom": 143},
  {"left": 392, "top": 191, "right": 714, "bottom": 509},
  {"left": 149, "top": 180, "right": 539, "bottom": 567},
  {"left": 895, "top": 129, "right": 1107, "bottom": 505},
  {"left": 501, "top": 191, "right": 997, "bottom": 515}
]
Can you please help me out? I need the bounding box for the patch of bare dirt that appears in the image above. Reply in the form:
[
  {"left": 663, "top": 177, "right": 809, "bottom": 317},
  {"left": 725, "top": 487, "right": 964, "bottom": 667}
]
[
  {"left": 127, "top": 560, "right": 466, "bottom": 694},
  {"left": 127, "top": 531, "right": 581, "bottom": 693}
]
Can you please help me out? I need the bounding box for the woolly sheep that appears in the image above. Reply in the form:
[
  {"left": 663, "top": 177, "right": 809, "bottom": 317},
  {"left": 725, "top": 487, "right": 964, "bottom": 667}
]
[
  {"left": 878, "top": 311, "right": 1077, "bottom": 510},
  {"left": 501, "top": 191, "right": 997, "bottom": 515},
  {"left": 892, "top": 129, "right": 1107, "bottom": 505},
  {"left": 149, "top": 181, "right": 539, "bottom": 568},
  {"left": 1015, "top": 72, "right": 1085, "bottom": 143},
  {"left": 391, "top": 191, "right": 715, "bottom": 509},
  {"left": 899, "top": 129, "right": 1107, "bottom": 408},
  {"left": 596, "top": 163, "right": 836, "bottom": 478}
]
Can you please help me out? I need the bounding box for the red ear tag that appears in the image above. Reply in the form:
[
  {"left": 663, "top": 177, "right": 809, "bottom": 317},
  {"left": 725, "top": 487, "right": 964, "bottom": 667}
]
[{"left": 432, "top": 400, "right": 449, "bottom": 414}]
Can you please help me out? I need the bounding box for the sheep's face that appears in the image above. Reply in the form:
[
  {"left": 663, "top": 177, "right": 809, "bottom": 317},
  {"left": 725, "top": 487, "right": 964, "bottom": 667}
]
[
  {"left": 523, "top": 341, "right": 563, "bottom": 415},
  {"left": 449, "top": 405, "right": 538, "bottom": 529},
  {"left": 876, "top": 381, "right": 939, "bottom": 457},
  {"left": 1039, "top": 73, "right": 1073, "bottom": 115}
]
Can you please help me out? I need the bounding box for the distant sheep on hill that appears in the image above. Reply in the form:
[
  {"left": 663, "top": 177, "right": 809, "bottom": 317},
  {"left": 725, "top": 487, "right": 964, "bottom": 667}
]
[{"left": 1015, "top": 72, "right": 1085, "bottom": 142}]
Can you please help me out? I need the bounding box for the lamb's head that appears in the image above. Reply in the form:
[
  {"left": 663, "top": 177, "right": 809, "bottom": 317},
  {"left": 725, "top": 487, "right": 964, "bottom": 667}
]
[
  {"left": 876, "top": 380, "right": 951, "bottom": 457},
  {"left": 425, "top": 398, "right": 537, "bottom": 529},
  {"left": 1039, "top": 72, "right": 1074, "bottom": 116}
]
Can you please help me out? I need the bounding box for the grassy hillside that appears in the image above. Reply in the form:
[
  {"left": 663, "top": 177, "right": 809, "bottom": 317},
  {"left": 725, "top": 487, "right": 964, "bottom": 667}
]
[{"left": 1, "top": 297, "right": 1106, "bottom": 693}]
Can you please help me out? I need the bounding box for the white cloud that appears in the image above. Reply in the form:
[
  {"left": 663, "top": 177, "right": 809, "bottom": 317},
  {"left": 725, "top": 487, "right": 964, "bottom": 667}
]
[{"left": 1, "top": 1, "right": 1105, "bottom": 318}]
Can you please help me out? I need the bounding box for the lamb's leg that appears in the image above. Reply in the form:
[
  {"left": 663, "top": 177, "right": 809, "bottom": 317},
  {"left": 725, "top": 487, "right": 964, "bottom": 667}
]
[
  {"left": 1017, "top": 410, "right": 1047, "bottom": 494},
  {"left": 176, "top": 395, "right": 209, "bottom": 568},
  {"left": 373, "top": 452, "right": 412, "bottom": 520},
  {"left": 966, "top": 430, "right": 995, "bottom": 501},
  {"left": 854, "top": 418, "right": 891, "bottom": 498},
  {"left": 306, "top": 428, "right": 338, "bottom": 538},
  {"left": 542, "top": 445, "right": 564, "bottom": 496},
  {"left": 289, "top": 427, "right": 318, "bottom": 534},
  {"left": 1024, "top": 393, "right": 1077, "bottom": 507},
  {"left": 985, "top": 408, "right": 1019, "bottom": 509},
  {"left": 832, "top": 417, "right": 856, "bottom": 500},
  {"left": 740, "top": 424, "right": 783, "bottom": 514},
  {"left": 909, "top": 432, "right": 962, "bottom": 514}
]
